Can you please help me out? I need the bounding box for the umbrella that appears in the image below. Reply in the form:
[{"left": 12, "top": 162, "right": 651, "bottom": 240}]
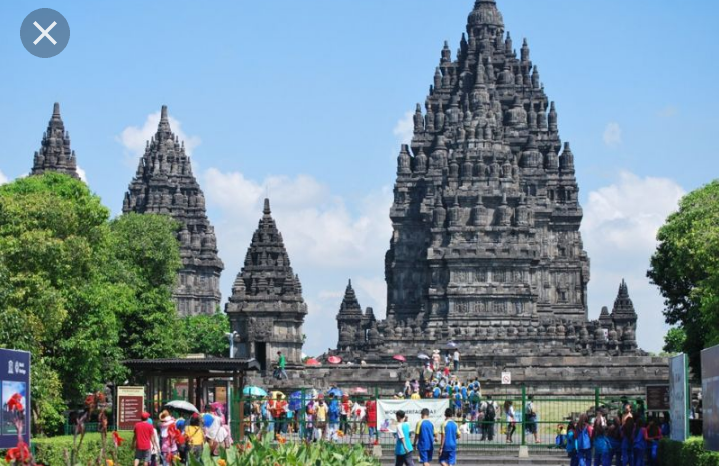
[
  {"left": 289, "top": 389, "right": 319, "bottom": 411},
  {"left": 243, "top": 386, "right": 268, "bottom": 397},
  {"left": 446, "top": 341, "right": 458, "bottom": 348},
  {"left": 393, "top": 355, "right": 407, "bottom": 362},
  {"left": 417, "top": 353, "right": 430, "bottom": 360},
  {"left": 351, "top": 387, "right": 368, "bottom": 394},
  {"left": 305, "top": 358, "right": 321, "bottom": 366},
  {"left": 270, "top": 391, "right": 285, "bottom": 400},
  {"left": 327, "top": 387, "right": 344, "bottom": 397},
  {"left": 327, "top": 356, "right": 342, "bottom": 364},
  {"left": 164, "top": 400, "right": 199, "bottom": 414}
]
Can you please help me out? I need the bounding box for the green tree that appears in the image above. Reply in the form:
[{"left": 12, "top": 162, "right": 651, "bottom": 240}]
[
  {"left": 181, "top": 313, "right": 231, "bottom": 357},
  {"left": 106, "top": 213, "right": 186, "bottom": 360},
  {"left": 648, "top": 180, "right": 719, "bottom": 376},
  {"left": 0, "top": 174, "right": 187, "bottom": 433},
  {"left": 0, "top": 173, "right": 115, "bottom": 432},
  {"left": 663, "top": 327, "right": 686, "bottom": 354}
]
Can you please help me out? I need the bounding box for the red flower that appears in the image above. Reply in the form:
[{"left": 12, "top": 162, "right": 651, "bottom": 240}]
[
  {"left": 7, "top": 393, "right": 23, "bottom": 412},
  {"left": 112, "top": 431, "right": 125, "bottom": 447},
  {"left": 5, "top": 440, "right": 30, "bottom": 463}
]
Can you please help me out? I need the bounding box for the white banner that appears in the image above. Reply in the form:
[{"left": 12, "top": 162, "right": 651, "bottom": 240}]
[
  {"left": 669, "top": 353, "right": 688, "bottom": 441},
  {"left": 377, "top": 399, "right": 449, "bottom": 433}
]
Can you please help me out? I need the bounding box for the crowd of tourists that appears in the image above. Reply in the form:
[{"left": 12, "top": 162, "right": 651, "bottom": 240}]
[
  {"left": 243, "top": 390, "right": 379, "bottom": 443},
  {"left": 563, "top": 402, "right": 670, "bottom": 466},
  {"left": 131, "top": 405, "right": 232, "bottom": 466}
]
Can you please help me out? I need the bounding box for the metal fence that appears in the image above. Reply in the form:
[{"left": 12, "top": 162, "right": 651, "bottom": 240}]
[{"left": 228, "top": 386, "right": 645, "bottom": 451}]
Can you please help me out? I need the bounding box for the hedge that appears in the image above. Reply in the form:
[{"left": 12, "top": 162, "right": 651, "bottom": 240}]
[
  {"left": 31, "top": 432, "right": 134, "bottom": 465},
  {"left": 658, "top": 437, "right": 719, "bottom": 466}
]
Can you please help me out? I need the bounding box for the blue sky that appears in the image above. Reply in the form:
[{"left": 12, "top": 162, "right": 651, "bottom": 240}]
[{"left": 1, "top": 0, "right": 717, "bottom": 356}]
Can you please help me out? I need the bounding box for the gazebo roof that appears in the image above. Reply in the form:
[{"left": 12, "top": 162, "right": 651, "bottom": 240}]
[{"left": 124, "top": 357, "right": 261, "bottom": 375}]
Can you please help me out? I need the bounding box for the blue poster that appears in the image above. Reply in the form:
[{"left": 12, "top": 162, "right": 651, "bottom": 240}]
[{"left": 0, "top": 349, "right": 31, "bottom": 448}]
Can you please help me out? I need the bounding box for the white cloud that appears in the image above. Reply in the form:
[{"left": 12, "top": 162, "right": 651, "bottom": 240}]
[
  {"left": 203, "top": 167, "right": 393, "bottom": 356},
  {"left": 658, "top": 106, "right": 678, "bottom": 118},
  {"left": 0, "top": 170, "right": 7, "bottom": 185},
  {"left": 582, "top": 171, "right": 685, "bottom": 354},
  {"left": 76, "top": 166, "right": 87, "bottom": 183},
  {"left": 118, "top": 110, "right": 201, "bottom": 164},
  {"left": 393, "top": 111, "right": 414, "bottom": 146},
  {"left": 603, "top": 122, "right": 622, "bottom": 148}
]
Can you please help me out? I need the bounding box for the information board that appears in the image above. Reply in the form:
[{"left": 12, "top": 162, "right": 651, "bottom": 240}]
[
  {"left": 0, "top": 349, "right": 31, "bottom": 448},
  {"left": 669, "top": 353, "right": 689, "bottom": 441},
  {"left": 702, "top": 345, "right": 719, "bottom": 452},
  {"left": 117, "top": 386, "right": 145, "bottom": 431},
  {"left": 646, "top": 385, "right": 670, "bottom": 411}
]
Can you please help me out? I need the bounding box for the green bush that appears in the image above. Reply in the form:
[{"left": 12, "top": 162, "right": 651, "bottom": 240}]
[
  {"left": 32, "top": 431, "right": 134, "bottom": 465},
  {"left": 658, "top": 437, "right": 719, "bottom": 466},
  {"left": 184, "top": 437, "right": 380, "bottom": 466}
]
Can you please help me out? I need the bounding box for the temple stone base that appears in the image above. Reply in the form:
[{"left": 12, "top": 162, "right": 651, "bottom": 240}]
[{"left": 248, "top": 354, "right": 668, "bottom": 397}]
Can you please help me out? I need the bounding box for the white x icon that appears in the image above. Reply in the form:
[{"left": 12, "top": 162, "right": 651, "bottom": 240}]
[{"left": 33, "top": 21, "right": 57, "bottom": 45}]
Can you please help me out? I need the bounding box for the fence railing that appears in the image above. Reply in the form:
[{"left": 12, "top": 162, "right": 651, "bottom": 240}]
[{"left": 227, "top": 386, "right": 645, "bottom": 450}]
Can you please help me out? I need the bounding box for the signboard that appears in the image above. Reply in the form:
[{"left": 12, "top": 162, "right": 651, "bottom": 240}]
[
  {"left": 702, "top": 344, "right": 719, "bottom": 452},
  {"left": 669, "top": 353, "right": 689, "bottom": 441},
  {"left": 646, "top": 385, "right": 670, "bottom": 411},
  {"left": 0, "top": 349, "right": 31, "bottom": 448},
  {"left": 501, "top": 372, "right": 512, "bottom": 385},
  {"left": 117, "top": 386, "right": 145, "bottom": 431},
  {"left": 377, "top": 399, "right": 449, "bottom": 433}
]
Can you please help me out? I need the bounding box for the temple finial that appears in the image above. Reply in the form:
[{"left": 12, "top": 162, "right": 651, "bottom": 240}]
[
  {"left": 161, "top": 105, "right": 169, "bottom": 122},
  {"left": 263, "top": 198, "right": 271, "bottom": 215},
  {"left": 53, "top": 102, "right": 61, "bottom": 116}
]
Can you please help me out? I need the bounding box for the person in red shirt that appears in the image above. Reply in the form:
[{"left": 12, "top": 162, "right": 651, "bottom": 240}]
[
  {"left": 366, "top": 400, "right": 378, "bottom": 442},
  {"left": 132, "top": 412, "right": 157, "bottom": 466}
]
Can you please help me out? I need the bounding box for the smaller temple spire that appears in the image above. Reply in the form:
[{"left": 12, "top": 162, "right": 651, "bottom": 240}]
[{"left": 30, "top": 102, "right": 80, "bottom": 180}]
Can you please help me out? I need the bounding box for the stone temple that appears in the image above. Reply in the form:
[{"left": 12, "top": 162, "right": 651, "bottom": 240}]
[
  {"left": 31, "top": 103, "right": 80, "bottom": 180},
  {"left": 226, "top": 199, "right": 307, "bottom": 370},
  {"left": 318, "top": 0, "right": 666, "bottom": 394},
  {"left": 123, "top": 106, "right": 224, "bottom": 316}
]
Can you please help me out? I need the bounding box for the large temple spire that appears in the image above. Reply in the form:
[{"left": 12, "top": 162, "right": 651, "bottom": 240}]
[
  {"left": 31, "top": 102, "right": 80, "bottom": 180},
  {"left": 123, "top": 105, "right": 224, "bottom": 316}
]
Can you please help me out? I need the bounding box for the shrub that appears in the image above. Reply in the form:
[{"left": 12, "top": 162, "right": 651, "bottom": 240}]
[
  {"left": 658, "top": 437, "right": 719, "bottom": 466},
  {"left": 32, "top": 432, "right": 134, "bottom": 465}
]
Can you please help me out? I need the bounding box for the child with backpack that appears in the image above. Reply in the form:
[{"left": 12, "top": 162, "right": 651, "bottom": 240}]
[
  {"left": 593, "top": 424, "right": 612, "bottom": 466},
  {"left": 575, "top": 413, "right": 592, "bottom": 466},
  {"left": 566, "top": 421, "right": 578, "bottom": 466},
  {"left": 607, "top": 416, "right": 623, "bottom": 466},
  {"left": 481, "top": 399, "right": 495, "bottom": 441},
  {"left": 555, "top": 424, "right": 567, "bottom": 449},
  {"left": 621, "top": 417, "right": 635, "bottom": 466},
  {"left": 633, "top": 419, "right": 647, "bottom": 466},
  {"left": 646, "top": 419, "right": 663, "bottom": 466}
]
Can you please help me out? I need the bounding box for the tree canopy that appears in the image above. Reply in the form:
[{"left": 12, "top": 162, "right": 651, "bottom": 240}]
[
  {"left": 0, "top": 174, "right": 185, "bottom": 434},
  {"left": 648, "top": 179, "right": 719, "bottom": 377}
]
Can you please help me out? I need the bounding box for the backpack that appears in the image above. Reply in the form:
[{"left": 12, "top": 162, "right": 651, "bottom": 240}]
[
  {"left": 329, "top": 400, "right": 340, "bottom": 419},
  {"left": 526, "top": 402, "right": 535, "bottom": 417},
  {"left": 485, "top": 403, "right": 496, "bottom": 421},
  {"left": 577, "top": 427, "right": 591, "bottom": 450}
]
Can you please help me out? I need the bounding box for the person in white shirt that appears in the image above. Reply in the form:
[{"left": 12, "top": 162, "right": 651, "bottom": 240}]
[{"left": 453, "top": 350, "right": 460, "bottom": 372}]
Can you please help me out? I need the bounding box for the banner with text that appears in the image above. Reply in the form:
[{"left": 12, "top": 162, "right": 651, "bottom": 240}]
[
  {"left": 0, "top": 349, "right": 30, "bottom": 449},
  {"left": 117, "top": 386, "right": 145, "bottom": 431},
  {"left": 669, "top": 353, "right": 689, "bottom": 441},
  {"left": 377, "top": 399, "right": 449, "bottom": 433},
  {"left": 702, "top": 344, "right": 719, "bottom": 451}
]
